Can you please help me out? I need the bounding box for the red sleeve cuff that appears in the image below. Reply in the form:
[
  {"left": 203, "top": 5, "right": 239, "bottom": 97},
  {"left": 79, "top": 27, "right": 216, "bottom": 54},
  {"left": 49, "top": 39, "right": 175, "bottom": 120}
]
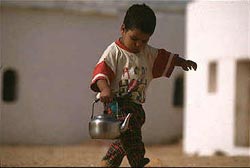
[
  {"left": 152, "top": 49, "right": 178, "bottom": 78},
  {"left": 90, "top": 61, "right": 115, "bottom": 92}
]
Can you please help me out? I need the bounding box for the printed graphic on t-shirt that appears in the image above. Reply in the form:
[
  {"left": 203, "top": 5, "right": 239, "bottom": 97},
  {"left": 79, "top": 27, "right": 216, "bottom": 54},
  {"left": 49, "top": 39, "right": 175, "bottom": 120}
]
[{"left": 118, "top": 66, "right": 148, "bottom": 103}]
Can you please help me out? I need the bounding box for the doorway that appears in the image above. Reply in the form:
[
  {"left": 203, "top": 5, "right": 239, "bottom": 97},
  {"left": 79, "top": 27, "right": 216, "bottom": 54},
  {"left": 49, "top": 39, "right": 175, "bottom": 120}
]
[{"left": 235, "top": 59, "right": 250, "bottom": 147}]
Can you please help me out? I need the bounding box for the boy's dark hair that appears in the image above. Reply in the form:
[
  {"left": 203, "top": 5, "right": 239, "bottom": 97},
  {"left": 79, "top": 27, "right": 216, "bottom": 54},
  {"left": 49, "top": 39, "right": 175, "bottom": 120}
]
[{"left": 123, "top": 4, "right": 156, "bottom": 35}]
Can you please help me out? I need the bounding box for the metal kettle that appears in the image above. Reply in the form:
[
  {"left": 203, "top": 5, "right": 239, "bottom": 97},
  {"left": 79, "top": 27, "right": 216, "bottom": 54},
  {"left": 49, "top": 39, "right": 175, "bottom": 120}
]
[{"left": 89, "top": 99, "right": 132, "bottom": 139}]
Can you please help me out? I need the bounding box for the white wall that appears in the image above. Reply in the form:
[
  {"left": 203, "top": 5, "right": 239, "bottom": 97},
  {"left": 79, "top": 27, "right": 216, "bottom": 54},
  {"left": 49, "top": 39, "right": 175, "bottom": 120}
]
[
  {"left": 1, "top": 6, "right": 186, "bottom": 145},
  {"left": 0, "top": 8, "right": 2, "bottom": 143},
  {"left": 184, "top": 1, "right": 250, "bottom": 156},
  {"left": 1, "top": 7, "right": 120, "bottom": 144}
]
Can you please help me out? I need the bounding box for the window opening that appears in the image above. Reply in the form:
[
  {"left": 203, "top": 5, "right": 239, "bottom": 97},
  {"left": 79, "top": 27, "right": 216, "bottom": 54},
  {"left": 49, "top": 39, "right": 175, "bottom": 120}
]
[
  {"left": 208, "top": 61, "right": 217, "bottom": 93},
  {"left": 173, "top": 75, "right": 184, "bottom": 107},
  {"left": 2, "top": 68, "right": 18, "bottom": 102}
]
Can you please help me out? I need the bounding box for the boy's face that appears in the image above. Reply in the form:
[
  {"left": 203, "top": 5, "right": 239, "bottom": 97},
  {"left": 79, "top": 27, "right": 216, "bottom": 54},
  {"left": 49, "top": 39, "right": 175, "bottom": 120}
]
[{"left": 120, "top": 24, "right": 151, "bottom": 53}]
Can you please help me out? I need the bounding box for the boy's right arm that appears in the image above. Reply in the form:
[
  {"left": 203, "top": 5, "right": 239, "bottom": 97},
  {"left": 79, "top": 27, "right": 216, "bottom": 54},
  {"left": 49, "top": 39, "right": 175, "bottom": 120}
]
[{"left": 97, "top": 79, "right": 113, "bottom": 103}]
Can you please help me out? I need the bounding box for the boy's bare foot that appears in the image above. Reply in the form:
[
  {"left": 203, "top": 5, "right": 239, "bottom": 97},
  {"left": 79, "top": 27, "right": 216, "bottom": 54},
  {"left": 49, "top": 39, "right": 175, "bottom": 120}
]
[{"left": 98, "top": 160, "right": 109, "bottom": 167}]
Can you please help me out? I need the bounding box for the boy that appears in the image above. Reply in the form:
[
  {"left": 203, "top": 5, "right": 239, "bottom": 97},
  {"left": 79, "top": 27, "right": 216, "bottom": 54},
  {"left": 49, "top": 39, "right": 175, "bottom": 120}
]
[{"left": 90, "top": 4, "right": 197, "bottom": 167}]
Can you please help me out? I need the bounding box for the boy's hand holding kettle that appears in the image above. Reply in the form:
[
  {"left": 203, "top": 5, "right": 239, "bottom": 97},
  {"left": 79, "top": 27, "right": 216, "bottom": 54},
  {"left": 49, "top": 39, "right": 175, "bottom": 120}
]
[{"left": 97, "top": 79, "right": 113, "bottom": 103}]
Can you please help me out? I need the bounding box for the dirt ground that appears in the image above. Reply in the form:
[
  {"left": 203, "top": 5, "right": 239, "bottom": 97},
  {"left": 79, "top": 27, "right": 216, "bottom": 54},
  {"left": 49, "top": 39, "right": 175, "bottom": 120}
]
[{"left": 1, "top": 140, "right": 249, "bottom": 167}]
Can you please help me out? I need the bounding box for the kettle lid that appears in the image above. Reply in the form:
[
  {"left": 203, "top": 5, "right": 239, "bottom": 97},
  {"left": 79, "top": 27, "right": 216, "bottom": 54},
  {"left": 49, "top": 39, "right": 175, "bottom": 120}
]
[{"left": 93, "top": 114, "right": 115, "bottom": 120}]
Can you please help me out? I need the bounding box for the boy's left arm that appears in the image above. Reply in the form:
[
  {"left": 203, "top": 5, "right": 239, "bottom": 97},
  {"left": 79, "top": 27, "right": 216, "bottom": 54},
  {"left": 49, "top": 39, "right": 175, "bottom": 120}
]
[{"left": 175, "top": 56, "right": 197, "bottom": 71}]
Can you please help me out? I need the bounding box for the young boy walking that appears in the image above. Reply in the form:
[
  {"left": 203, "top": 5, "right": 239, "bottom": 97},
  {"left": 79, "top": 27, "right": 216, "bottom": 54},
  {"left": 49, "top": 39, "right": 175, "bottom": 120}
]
[{"left": 90, "top": 3, "right": 197, "bottom": 167}]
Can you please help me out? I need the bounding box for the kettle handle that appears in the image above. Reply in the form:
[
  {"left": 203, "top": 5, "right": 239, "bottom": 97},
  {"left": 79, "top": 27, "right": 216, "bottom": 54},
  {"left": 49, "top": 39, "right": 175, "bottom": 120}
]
[{"left": 91, "top": 98, "right": 100, "bottom": 119}]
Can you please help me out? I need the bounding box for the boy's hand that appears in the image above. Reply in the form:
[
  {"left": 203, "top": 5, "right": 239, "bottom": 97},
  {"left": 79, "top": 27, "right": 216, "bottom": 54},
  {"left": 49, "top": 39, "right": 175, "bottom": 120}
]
[
  {"left": 181, "top": 60, "right": 197, "bottom": 71},
  {"left": 100, "top": 87, "right": 113, "bottom": 103}
]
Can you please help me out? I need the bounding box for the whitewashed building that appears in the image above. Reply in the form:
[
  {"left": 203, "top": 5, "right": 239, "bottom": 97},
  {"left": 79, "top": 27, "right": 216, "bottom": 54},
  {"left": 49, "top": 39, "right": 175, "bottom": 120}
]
[
  {"left": 0, "top": 1, "right": 187, "bottom": 145},
  {"left": 184, "top": 1, "right": 250, "bottom": 156}
]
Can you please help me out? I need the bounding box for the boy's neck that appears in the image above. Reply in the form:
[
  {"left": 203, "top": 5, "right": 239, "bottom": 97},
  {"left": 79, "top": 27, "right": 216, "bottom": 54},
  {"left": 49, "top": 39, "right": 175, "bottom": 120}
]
[{"left": 116, "top": 38, "right": 135, "bottom": 53}]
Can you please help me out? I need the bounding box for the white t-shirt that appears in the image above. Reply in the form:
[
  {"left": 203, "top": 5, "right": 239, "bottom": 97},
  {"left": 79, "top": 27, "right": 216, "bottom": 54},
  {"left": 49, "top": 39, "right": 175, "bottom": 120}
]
[{"left": 91, "top": 39, "right": 178, "bottom": 104}]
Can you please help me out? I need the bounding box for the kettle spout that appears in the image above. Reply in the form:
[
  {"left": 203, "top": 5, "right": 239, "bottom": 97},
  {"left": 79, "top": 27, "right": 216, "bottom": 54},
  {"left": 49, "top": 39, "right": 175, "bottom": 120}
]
[{"left": 120, "top": 113, "right": 132, "bottom": 133}]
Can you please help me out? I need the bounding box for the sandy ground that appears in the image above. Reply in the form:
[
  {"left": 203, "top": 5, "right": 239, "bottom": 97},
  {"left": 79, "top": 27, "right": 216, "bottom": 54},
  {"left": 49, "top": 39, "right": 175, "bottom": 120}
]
[{"left": 1, "top": 140, "right": 249, "bottom": 167}]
